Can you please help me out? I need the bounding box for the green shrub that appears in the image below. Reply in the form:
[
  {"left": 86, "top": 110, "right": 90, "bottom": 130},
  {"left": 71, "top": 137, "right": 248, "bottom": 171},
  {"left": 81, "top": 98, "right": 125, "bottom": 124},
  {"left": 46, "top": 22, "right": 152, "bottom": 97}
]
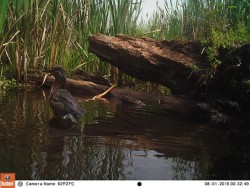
[{"left": 203, "top": 22, "right": 250, "bottom": 70}]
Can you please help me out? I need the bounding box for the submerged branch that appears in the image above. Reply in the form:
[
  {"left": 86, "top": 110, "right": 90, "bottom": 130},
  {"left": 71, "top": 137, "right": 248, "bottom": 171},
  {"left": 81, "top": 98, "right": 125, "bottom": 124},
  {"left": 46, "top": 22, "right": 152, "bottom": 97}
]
[
  {"left": 93, "top": 85, "right": 116, "bottom": 100},
  {"left": 39, "top": 73, "right": 50, "bottom": 87}
]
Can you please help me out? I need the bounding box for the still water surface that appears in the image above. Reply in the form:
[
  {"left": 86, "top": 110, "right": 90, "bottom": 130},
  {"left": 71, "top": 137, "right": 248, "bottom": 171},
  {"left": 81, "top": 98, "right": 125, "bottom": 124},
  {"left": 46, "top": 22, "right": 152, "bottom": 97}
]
[{"left": 0, "top": 88, "right": 250, "bottom": 180}]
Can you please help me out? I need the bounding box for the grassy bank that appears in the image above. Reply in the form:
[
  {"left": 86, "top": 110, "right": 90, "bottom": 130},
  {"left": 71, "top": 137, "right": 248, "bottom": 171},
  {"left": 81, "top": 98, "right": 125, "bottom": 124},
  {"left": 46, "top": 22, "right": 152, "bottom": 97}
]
[{"left": 0, "top": 0, "right": 249, "bottom": 89}]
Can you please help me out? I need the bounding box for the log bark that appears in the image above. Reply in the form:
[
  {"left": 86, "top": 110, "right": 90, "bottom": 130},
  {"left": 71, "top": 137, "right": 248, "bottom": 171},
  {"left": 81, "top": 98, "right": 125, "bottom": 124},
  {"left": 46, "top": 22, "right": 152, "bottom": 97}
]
[
  {"left": 29, "top": 73, "right": 243, "bottom": 126},
  {"left": 28, "top": 74, "right": 197, "bottom": 118},
  {"left": 88, "top": 34, "right": 209, "bottom": 94},
  {"left": 28, "top": 74, "right": 111, "bottom": 96}
]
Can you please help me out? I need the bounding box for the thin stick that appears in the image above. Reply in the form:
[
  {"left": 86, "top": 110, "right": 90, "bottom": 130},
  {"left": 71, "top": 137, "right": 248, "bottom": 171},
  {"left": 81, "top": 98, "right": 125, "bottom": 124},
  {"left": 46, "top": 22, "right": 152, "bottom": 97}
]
[
  {"left": 39, "top": 73, "right": 50, "bottom": 87},
  {"left": 93, "top": 85, "right": 116, "bottom": 100}
]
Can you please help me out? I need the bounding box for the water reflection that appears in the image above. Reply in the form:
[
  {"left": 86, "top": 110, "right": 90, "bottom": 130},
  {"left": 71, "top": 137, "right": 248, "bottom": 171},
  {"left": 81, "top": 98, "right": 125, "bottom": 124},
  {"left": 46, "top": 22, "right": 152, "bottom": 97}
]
[{"left": 0, "top": 88, "right": 250, "bottom": 180}]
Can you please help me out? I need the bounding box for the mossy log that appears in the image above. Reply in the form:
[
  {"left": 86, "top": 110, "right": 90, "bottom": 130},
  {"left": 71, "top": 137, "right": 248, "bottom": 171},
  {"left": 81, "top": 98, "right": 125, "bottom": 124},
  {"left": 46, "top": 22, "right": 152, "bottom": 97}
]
[
  {"left": 88, "top": 34, "right": 209, "bottom": 94},
  {"left": 88, "top": 34, "right": 250, "bottom": 125}
]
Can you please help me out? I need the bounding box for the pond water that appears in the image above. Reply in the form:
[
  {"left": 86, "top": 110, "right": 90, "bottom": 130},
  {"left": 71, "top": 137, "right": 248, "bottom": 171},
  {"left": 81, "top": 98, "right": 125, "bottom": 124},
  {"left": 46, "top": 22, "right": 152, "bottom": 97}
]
[{"left": 0, "top": 88, "right": 250, "bottom": 180}]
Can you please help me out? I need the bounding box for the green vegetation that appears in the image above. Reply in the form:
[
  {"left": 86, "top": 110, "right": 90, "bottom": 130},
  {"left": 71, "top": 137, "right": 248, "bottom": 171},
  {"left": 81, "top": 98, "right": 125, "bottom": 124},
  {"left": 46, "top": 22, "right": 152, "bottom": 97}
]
[
  {"left": 144, "top": 0, "right": 250, "bottom": 40},
  {"left": 0, "top": 77, "right": 20, "bottom": 91},
  {"left": 0, "top": 0, "right": 142, "bottom": 83},
  {"left": 0, "top": 64, "right": 20, "bottom": 91},
  {"left": 0, "top": 0, "right": 249, "bottom": 92}
]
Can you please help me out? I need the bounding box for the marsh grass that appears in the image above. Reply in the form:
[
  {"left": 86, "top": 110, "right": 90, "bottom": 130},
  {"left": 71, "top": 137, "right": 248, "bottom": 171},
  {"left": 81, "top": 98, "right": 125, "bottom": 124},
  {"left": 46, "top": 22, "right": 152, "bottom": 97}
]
[
  {"left": 142, "top": 0, "right": 250, "bottom": 41},
  {"left": 0, "top": 0, "right": 144, "bottom": 84}
]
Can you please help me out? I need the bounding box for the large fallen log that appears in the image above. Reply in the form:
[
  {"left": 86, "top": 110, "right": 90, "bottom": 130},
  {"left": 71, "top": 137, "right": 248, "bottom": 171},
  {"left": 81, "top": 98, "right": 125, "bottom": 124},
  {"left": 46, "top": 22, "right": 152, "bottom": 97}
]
[
  {"left": 88, "top": 34, "right": 209, "bottom": 94},
  {"left": 29, "top": 73, "right": 197, "bottom": 118}
]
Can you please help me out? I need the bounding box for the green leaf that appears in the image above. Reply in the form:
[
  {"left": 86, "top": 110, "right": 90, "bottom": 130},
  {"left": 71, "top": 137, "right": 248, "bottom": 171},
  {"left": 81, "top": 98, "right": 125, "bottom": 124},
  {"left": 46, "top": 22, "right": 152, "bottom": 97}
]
[{"left": 0, "top": 0, "right": 9, "bottom": 33}]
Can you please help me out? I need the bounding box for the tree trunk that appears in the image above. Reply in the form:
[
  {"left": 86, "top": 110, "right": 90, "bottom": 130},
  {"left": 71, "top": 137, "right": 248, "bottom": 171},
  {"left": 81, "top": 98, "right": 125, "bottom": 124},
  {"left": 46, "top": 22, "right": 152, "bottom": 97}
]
[{"left": 88, "top": 34, "right": 209, "bottom": 94}]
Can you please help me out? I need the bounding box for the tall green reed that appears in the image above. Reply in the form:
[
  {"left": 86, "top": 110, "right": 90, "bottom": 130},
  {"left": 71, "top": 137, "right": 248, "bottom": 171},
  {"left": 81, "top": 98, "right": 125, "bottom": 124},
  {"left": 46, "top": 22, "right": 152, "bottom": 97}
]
[{"left": 0, "top": 0, "right": 9, "bottom": 33}]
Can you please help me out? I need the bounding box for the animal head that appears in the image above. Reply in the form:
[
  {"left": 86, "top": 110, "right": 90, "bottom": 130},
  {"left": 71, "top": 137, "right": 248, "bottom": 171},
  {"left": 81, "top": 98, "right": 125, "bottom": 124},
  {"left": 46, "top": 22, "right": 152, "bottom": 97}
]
[{"left": 49, "top": 67, "right": 67, "bottom": 79}]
